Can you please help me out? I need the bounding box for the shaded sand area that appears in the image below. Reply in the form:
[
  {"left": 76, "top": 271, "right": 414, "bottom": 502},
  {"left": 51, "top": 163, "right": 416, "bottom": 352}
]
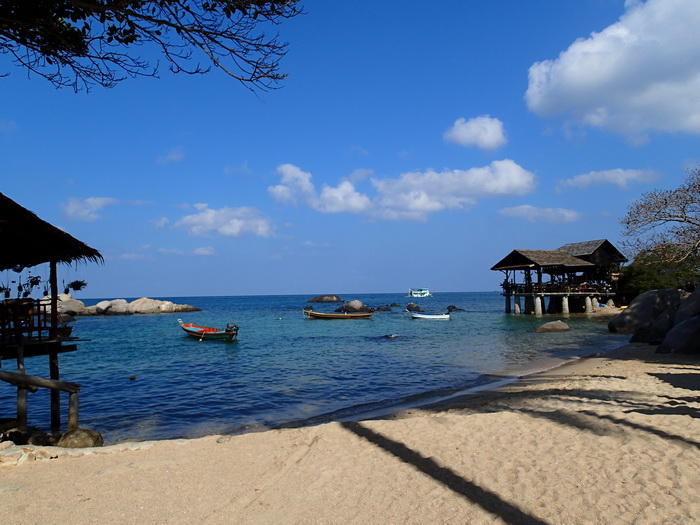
[{"left": 2, "top": 343, "right": 699, "bottom": 524}]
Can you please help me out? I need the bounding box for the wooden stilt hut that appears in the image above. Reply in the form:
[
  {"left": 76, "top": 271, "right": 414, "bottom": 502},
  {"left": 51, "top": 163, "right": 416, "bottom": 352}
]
[
  {"left": 491, "top": 239, "right": 627, "bottom": 314},
  {"left": 0, "top": 193, "right": 102, "bottom": 433}
]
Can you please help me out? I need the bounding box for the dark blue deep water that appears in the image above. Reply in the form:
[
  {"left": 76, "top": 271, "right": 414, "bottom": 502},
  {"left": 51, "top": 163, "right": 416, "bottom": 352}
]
[{"left": 1, "top": 292, "right": 628, "bottom": 443}]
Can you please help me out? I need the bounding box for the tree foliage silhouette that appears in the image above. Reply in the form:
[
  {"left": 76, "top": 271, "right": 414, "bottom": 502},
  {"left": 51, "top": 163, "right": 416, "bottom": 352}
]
[{"left": 0, "top": 0, "right": 302, "bottom": 92}]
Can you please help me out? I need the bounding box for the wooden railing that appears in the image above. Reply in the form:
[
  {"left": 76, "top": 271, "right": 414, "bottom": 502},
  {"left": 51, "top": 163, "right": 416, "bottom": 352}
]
[
  {"left": 502, "top": 282, "right": 614, "bottom": 295},
  {"left": 0, "top": 370, "right": 80, "bottom": 430},
  {"left": 0, "top": 298, "right": 53, "bottom": 345}
]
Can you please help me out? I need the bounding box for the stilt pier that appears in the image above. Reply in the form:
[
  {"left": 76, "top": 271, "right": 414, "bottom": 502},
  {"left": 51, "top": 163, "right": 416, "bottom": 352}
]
[{"left": 491, "top": 240, "right": 627, "bottom": 315}]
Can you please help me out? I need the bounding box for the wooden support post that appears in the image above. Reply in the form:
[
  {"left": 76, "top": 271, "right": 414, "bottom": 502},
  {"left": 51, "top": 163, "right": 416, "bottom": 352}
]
[
  {"left": 514, "top": 296, "right": 521, "bottom": 314},
  {"left": 524, "top": 296, "right": 535, "bottom": 315},
  {"left": 49, "top": 350, "right": 61, "bottom": 431},
  {"left": 16, "top": 345, "right": 27, "bottom": 427},
  {"left": 585, "top": 296, "right": 593, "bottom": 313},
  {"left": 68, "top": 391, "right": 79, "bottom": 431},
  {"left": 562, "top": 296, "right": 570, "bottom": 314},
  {"left": 50, "top": 261, "right": 58, "bottom": 339},
  {"left": 505, "top": 294, "right": 511, "bottom": 314},
  {"left": 0, "top": 370, "right": 80, "bottom": 433},
  {"left": 534, "top": 296, "right": 543, "bottom": 316}
]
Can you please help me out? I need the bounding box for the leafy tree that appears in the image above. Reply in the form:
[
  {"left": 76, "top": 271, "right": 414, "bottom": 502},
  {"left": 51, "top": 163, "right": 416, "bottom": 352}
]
[
  {"left": 0, "top": 0, "right": 302, "bottom": 92},
  {"left": 618, "top": 251, "right": 699, "bottom": 299},
  {"left": 621, "top": 167, "right": 700, "bottom": 264}
]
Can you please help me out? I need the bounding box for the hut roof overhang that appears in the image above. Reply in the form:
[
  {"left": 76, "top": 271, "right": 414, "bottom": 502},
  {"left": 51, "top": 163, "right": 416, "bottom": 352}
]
[
  {"left": 490, "top": 249, "right": 595, "bottom": 272},
  {"left": 557, "top": 239, "right": 628, "bottom": 264},
  {"left": 0, "top": 193, "right": 103, "bottom": 271}
]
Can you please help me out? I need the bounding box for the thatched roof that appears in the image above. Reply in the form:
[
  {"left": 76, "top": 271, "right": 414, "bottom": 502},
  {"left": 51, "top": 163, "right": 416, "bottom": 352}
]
[
  {"left": 491, "top": 239, "right": 627, "bottom": 272},
  {"left": 0, "top": 193, "right": 103, "bottom": 271},
  {"left": 558, "top": 239, "right": 627, "bottom": 264},
  {"left": 491, "top": 249, "right": 594, "bottom": 271}
]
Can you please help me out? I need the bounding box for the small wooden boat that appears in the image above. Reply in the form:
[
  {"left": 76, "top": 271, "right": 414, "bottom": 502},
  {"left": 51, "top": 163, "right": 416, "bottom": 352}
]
[
  {"left": 178, "top": 319, "right": 239, "bottom": 341},
  {"left": 410, "top": 312, "right": 450, "bottom": 320},
  {"left": 302, "top": 309, "right": 373, "bottom": 319}
]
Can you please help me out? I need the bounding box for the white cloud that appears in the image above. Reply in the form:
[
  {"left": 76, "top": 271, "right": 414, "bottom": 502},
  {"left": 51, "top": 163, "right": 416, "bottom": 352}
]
[
  {"left": 268, "top": 164, "right": 317, "bottom": 206},
  {"left": 157, "top": 146, "right": 185, "bottom": 164},
  {"left": 372, "top": 159, "right": 536, "bottom": 220},
  {"left": 152, "top": 217, "right": 169, "bottom": 228},
  {"left": 348, "top": 168, "right": 373, "bottom": 183},
  {"left": 174, "top": 204, "right": 275, "bottom": 237},
  {"left": 526, "top": 0, "right": 700, "bottom": 139},
  {"left": 268, "top": 164, "right": 371, "bottom": 213},
  {"left": 158, "top": 247, "right": 214, "bottom": 255},
  {"left": 443, "top": 115, "right": 507, "bottom": 150},
  {"left": 269, "top": 160, "right": 536, "bottom": 221},
  {"left": 317, "top": 181, "right": 372, "bottom": 213},
  {"left": 557, "top": 168, "right": 657, "bottom": 191},
  {"left": 61, "top": 197, "right": 119, "bottom": 221},
  {"left": 499, "top": 205, "right": 581, "bottom": 223}
]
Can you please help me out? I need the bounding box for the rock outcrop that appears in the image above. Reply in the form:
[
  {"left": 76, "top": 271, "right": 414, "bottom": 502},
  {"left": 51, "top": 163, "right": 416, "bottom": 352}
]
[
  {"left": 657, "top": 315, "right": 700, "bottom": 354},
  {"left": 57, "top": 428, "right": 104, "bottom": 448},
  {"left": 335, "top": 299, "right": 373, "bottom": 313},
  {"left": 308, "top": 295, "right": 344, "bottom": 303},
  {"left": 609, "top": 287, "right": 700, "bottom": 354},
  {"left": 44, "top": 295, "right": 200, "bottom": 316},
  {"left": 608, "top": 288, "right": 682, "bottom": 335},
  {"left": 535, "top": 320, "right": 570, "bottom": 333}
]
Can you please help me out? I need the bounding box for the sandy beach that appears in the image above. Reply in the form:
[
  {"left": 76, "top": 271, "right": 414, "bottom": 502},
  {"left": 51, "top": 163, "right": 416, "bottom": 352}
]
[{"left": 2, "top": 341, "right": 699, "bottom": 524}]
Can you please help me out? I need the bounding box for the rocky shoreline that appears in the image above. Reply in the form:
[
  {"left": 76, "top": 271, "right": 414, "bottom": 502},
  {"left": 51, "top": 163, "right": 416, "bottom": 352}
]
[{"left": 51, "top": 294, "right": 200, "bottom": 316}]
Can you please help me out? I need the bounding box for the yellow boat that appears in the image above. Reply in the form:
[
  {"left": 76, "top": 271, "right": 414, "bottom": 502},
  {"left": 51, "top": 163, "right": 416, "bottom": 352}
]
[{"left": 302, "top": 309, "right": 373, "bottom": 319}]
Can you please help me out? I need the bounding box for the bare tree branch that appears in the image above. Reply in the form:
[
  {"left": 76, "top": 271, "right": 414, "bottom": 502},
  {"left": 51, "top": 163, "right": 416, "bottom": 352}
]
[
  {"left": 621, "top": 167, "right": 700, "bottom": 263},
  {"left": 0, "top": 0, "right": 302, "bottom": 92}
]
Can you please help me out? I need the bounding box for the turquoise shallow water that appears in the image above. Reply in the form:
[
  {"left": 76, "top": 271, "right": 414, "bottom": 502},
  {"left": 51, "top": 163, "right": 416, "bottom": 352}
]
[{"left": 0, "top": 292, "right": 628, "bottom": 443}]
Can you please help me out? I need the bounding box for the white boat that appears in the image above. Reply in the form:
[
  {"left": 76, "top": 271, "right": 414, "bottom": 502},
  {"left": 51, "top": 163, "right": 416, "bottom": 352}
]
[
  {"left": 407, "top": 288, "right": 432, "bottom": 297},
  {"left": 411, "top": 312, "right": 450, "bottom": 320}
]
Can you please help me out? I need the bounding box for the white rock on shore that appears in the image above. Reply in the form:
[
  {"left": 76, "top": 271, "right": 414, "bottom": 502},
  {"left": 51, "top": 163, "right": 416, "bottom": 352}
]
[{"left": 43, "top": 294, "right": 200, "bottom": 316}]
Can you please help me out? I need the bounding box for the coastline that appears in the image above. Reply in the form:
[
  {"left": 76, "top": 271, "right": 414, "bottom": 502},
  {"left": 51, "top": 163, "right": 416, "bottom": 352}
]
[{"left": 2, "top": 338, "right": 699, "bottom": 524}]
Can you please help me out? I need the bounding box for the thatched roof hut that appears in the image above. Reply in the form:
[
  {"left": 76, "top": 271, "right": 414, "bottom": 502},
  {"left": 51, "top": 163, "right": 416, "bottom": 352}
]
[
  {"left": 1, "top": 192, "right": 103, "bottom": 343},
  {"left": 0, "top": 192, "right": 103, "bottom": 271},
  {"left": 1, "top": 193, "right": 103, "bottom": 432}
]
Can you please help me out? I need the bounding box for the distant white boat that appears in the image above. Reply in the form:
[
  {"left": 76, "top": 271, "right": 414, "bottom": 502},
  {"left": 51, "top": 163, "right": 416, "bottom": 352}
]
[
  {"left": 407, "top": 288, "right": 432, "bottom": 297},
  {"left": 410, "top": 312, "right": 450, "bottom": 320}
]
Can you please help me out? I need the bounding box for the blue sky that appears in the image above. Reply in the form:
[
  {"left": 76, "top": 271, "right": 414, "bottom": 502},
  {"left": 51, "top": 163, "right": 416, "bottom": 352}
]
[{"left": 2, "top": 0, "right": 699, "bottom": 299}]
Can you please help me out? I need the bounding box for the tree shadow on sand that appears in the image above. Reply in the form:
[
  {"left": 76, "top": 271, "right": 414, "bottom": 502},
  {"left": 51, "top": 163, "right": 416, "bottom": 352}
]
[
  {"left": 338, "top": 349, "right": 699, "bottom": 523},
  {"left": 340, "top": 421, "right": 549, "bottom": 525}
]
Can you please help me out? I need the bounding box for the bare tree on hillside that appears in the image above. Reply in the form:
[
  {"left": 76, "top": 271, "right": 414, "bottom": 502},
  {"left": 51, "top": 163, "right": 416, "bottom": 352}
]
[
  {"left": 0, "top": 0, "right": 302, "bottom": 92},
  {"left": 621, "top": 167, "right": 700, "bottom": 263}
]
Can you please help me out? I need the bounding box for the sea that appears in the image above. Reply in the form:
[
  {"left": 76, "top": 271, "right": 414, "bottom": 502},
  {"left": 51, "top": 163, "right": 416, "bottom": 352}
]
[{"left": 1, "top": 292, "right": 629, "bottom": 444}]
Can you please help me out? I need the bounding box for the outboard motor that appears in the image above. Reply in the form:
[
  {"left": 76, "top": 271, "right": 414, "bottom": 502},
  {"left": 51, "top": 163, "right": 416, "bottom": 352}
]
[{"left": 226, "top": 323, "right": 238, "bottom": 333}]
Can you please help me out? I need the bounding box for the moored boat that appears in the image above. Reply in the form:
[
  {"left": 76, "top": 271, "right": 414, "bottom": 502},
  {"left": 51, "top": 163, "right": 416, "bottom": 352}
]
[
  {"left": 178, "top": 319, "right": 239, "bottom": 341},
  {"left": 410, "top": 312, "right": 450, "bottom": 320},
  {"left": 302, "top": 309, "right": 373, "bottom": 319}
]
